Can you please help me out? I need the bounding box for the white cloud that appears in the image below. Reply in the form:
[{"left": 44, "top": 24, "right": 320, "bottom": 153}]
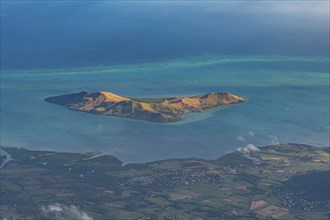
[
  {"left": 47, "top": 205, "right": 63, "bottom": 212},
  {"left": 237, "top": 136, "right": 245, "bottom": 142},
  {"left": 200, "top": 1, "right": 329, "bottom": 20},
  {"left": 247, "top": 131, "right": 255, "bottom": 137},
  {"left": 261, "top": 1, "right": 329, "bottom": 17},
  {"left": 41, "top": 203, "right": 93, "bottom": 220},
  {"left": 237, "top": 144, "right": 260, "bottom": 153},
  {"left": 269, "top": 135, "right": 280, "bottom": 145}
]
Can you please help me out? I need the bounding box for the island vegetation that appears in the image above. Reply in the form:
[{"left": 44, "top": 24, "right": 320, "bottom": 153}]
[{"left": 45, "top": 91, "right": 246, "bottom": 122}]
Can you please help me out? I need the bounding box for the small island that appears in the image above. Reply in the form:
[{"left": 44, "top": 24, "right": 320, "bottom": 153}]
[{"left": 45, "top": 91, "right": 246, "bottom": 122}]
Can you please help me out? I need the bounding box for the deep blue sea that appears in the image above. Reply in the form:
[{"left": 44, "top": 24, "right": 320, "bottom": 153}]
[{"left": 1, "top": 1, "right": 329, "bottom": 162}]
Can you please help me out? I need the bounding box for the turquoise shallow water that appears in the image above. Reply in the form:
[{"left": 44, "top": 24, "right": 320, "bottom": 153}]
[{"left": 1, "top": 56, "right": 329, "bottom": 162}]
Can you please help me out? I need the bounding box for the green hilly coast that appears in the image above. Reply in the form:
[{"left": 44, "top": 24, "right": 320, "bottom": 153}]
[{"left": 1, "top": 143, "right": 329, "bottom": 220}]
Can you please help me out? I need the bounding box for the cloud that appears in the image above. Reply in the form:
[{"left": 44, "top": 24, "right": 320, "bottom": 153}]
[
  {"left": 201, "top": 1, "right": 329, "bottom": 18},
  {"left": 247, "top": 131, "right": 255, "bottom": 137},
  {"left": 260, "top": 1, "right": 329, "bottom": 17},
  {"left": 269, "top": 135, "right": 280, "bottom": 145},
  {"left": 237, "top": 144, "right": 260, "bottom": 153},
  {"left": 237, "top": 136, "right": 245, "bottom": 142},
  {"left": 41, "top": 203, "right": 93, "bottom": 220}
]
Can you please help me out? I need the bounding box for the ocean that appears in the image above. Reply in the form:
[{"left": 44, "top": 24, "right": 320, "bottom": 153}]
[{"left": 1, "top": 1, "right": 329, "bottom": 162}]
